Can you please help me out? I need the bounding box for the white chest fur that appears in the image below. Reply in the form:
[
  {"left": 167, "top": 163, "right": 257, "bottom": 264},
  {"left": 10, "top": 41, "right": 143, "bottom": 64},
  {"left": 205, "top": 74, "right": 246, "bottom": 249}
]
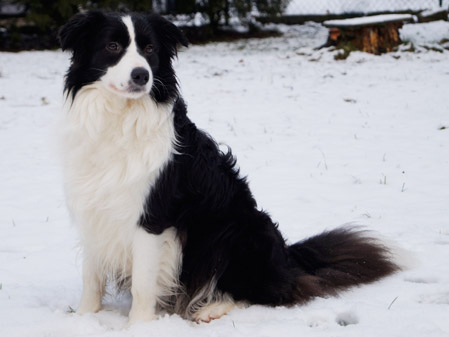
[{"left": 62, "top": 83, "right": 175, "bottom": 278}]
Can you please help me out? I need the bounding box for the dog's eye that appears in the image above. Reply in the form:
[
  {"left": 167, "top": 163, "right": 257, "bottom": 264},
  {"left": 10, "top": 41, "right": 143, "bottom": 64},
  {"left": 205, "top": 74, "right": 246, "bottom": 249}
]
[
  {"left": 106, "top": 42, "right": 122, "bottom": 53},
  {"left": 144, "top": 44, "right": 154, "bottom": 55}
]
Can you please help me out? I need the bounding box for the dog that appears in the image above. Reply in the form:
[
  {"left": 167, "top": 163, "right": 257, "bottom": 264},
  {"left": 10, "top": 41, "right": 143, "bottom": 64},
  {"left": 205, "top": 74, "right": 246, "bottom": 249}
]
[{"left": 59, "top": 11, "right": 398, "bottom": 324}]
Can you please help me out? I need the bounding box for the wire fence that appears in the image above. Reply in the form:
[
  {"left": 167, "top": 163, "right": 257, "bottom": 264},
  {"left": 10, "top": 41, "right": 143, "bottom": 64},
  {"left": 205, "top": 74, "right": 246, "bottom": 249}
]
[{"left": 285, "top": 0, "right": 449, "bottom": 15}]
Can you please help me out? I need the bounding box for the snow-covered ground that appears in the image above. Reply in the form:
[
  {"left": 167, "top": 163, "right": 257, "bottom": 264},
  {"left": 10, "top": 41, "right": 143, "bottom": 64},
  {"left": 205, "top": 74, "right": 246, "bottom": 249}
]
[
  {"left": 1, "top": 21, "right": 449, "bottom": 337},
  {"left": 286, "top": 0, "right": 449, "bottom": 15}
]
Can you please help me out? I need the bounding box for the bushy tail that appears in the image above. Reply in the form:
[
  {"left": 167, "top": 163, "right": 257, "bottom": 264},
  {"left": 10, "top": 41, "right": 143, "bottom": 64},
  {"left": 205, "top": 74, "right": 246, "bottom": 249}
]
[{"left": 287, "top": 227, "right": 399, "bottom": 303}]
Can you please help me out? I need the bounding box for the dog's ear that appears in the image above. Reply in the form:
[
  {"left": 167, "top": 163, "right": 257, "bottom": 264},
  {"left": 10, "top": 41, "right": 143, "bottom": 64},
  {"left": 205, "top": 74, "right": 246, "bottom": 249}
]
[
  {"left": 149, "top": 14, "right": 188, "bottom": 58},
  {"left": 58, "top": 11, "right": 105, "bottom": 51}
]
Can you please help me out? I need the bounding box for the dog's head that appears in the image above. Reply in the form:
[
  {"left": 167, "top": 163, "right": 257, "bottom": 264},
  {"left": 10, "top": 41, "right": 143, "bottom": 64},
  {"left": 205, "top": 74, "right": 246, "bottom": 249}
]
[{"left": 59, "top": 11, "right": 188, "bottom": 102}]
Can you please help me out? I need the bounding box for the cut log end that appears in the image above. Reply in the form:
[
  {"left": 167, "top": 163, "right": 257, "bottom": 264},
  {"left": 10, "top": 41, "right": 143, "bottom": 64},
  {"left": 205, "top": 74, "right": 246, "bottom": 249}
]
[
  {"left": 328, "top": 22, "right": 404, "bottom": 55},
  {"left": 323, "top": 15, "right": 413, "bottom": 55}
]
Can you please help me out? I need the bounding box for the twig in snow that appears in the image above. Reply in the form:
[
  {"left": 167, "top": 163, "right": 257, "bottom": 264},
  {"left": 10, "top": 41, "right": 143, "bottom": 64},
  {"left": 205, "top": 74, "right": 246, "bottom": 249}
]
[
  {"left": 388, "top": 296, "right": 398, "bottom": 310},
  {"left": 318, "top": 149, "right": 328, "bottom": 170}
]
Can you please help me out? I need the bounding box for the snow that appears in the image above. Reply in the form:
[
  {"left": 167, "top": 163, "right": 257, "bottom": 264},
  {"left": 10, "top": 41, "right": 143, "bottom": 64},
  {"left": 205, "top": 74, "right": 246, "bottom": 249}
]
[
  {"left": 286, "top": 0, "right": 449, "bottom": 15},
  {"left": 401, "top": 20, "right": 449, "bottom": 44},
  {"left": 1, "top": 21, "right": 449, "bottom": 337},
  {"left": 171, "top": 12, "right": 209, "bottom": 27},
  {"left": 323, "top": 14, "right": 414, "bottom": 28}
]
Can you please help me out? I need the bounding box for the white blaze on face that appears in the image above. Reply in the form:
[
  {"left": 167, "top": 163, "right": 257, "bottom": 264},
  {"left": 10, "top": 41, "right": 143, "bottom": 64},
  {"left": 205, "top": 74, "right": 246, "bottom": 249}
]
[{"left": 101, "top": 16, "right": 153, "bottom": 99}]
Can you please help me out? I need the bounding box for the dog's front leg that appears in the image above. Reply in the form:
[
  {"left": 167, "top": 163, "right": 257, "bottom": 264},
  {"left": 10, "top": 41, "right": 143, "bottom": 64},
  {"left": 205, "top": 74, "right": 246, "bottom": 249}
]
[
  {"left": 77, "top": 255, "right": 104, "bottom": 314},
  {"left": 128, "top": 227, "right": 163, "bottom": 325}
]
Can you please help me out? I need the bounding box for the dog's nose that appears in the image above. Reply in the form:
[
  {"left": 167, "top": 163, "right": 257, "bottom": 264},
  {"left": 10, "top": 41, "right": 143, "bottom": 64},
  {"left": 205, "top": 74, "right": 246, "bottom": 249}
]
[{"left": 131, "top": 67, "right": 150, "bottom": 86}]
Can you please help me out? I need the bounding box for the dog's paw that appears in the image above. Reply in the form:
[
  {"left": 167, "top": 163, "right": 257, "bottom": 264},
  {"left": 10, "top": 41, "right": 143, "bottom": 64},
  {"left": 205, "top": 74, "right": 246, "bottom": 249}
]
[
  {"left": 127, "top": 309, "right": 157, "bottom": 327},
  {"left": 193, "top": 301, "right": 235, "bottom": 323},
  {"left": 77, "top": 300, "right": 101, "bottom": 315}
]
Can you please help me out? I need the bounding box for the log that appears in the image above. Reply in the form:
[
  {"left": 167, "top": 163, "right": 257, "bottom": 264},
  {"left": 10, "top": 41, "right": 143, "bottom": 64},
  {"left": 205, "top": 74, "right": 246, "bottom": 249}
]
[
  {"left": 418, "top": 9, "right": 449, "bottom": 23},
  {"left": 323, "top": 14, "right": 414, "bottom": 55}
]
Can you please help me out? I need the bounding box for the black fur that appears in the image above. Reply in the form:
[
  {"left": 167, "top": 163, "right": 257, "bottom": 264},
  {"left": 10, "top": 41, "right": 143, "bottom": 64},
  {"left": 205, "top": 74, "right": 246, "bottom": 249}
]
[
  {"left": 141, "top": 99, "right": 399, "bottom": 308},
  {"left": 60, "top": 11, "right": 399, "bottom": 317}
]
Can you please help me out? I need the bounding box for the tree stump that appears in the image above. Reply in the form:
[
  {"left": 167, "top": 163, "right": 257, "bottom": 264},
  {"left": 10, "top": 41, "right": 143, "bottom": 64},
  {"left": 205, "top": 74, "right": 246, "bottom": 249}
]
[{"left": 323, "top": 14, "right": 414, "bottom": 55}]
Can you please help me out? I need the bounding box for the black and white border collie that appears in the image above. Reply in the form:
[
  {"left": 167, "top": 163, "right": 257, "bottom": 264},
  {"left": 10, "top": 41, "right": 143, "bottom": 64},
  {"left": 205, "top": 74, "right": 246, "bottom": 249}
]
[{"left": 59, "top": 11, "right": 398, "bottom": 325}]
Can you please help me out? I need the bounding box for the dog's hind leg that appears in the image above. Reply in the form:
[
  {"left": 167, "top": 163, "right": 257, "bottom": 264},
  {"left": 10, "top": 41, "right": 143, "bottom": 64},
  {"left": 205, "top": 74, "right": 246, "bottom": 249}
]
[{"left": 192, "top": 293, "right": 237, "bottom": 323}]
